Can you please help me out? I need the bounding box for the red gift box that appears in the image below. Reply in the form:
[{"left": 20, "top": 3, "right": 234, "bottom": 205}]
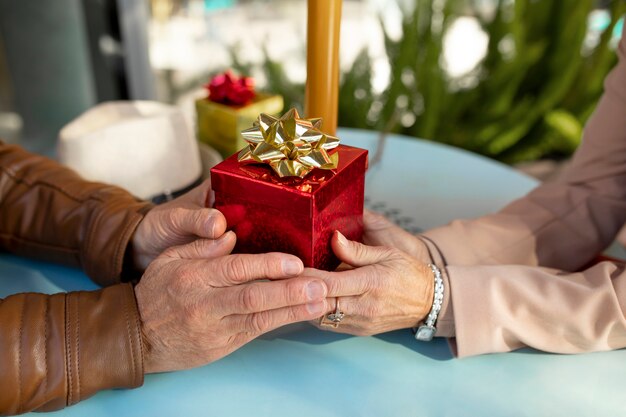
[{"left": 210, "top": 144, "right": 368, "bottom": 270}]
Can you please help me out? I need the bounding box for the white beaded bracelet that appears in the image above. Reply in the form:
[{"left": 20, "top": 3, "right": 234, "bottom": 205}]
[{"left": 414, "top": 263, "right": 444, "bottom": 342}]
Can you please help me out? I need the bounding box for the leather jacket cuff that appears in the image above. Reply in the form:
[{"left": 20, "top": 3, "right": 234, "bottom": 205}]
[{"left": 64, "top": 283, "right": 145, "bottom": 407}]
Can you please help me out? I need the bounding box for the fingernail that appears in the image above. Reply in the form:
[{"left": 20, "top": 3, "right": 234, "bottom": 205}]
[
  {"left": 306, "top": 300, "right": 326, "bottom": 315},
  {"left": 336, "top": 231, "right": 348, "bottom": 246},
  {"left": 282, "top": 258, "right": 302, "bottom": 276},
  {"left": 306, "top": 281, "right": 326, "bottom": 301}
]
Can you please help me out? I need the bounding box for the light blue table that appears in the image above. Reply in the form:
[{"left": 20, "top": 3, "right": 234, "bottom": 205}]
[{"left": 3, "top": 129, "right": 626, "bottom": 416}]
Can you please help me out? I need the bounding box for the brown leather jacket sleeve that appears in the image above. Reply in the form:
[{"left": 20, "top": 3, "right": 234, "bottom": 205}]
[{"left": 0, "top": 142, "right": 151, "bottom": 414}]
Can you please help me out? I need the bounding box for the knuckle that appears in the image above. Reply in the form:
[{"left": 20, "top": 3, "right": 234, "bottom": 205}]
[
  {"left": 239, "top": 285, "right": 262, "bottom": 312},
  {"left": 168, "top": 207, "right": 186, "bottom": 226},
  {"left": 225, "top": 256, "right": 251, "bottom": 281},
  {"left": 352, "top": 243, "right": 367, "bottom": 259},
  {"left": 353, "top": 243, "right": 377, "bottom": 263},
  {"left": 285, "top": 281, "right": 306, "bottom": 304},
  {"left": 286, "top": 306, "right": 299, "bottom": 322},
  {"left": 263, "top": 253, "right": 284, "bottom": 276},
  {"left": 170, "top": 264, "right": 194, "bottom": 292},
  {"left": 325, "top": 278, "right": 342, "bottom": 296},
  {"left": 248, "top": 312, "right": 272, "bottom": 334}
]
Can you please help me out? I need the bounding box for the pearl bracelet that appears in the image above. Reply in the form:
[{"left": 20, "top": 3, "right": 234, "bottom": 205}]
[{"left": 414, "top": 263, "right": 444, "bottom": 342}]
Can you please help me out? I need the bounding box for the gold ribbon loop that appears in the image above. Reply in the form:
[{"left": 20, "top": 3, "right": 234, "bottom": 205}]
[{"left": 238, "top": 108, "right": 340, "bottom": 178}]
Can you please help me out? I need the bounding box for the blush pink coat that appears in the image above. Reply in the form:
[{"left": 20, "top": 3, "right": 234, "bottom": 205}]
[{"left": 423, "top": 25, "right": 626, "bottom": 357}]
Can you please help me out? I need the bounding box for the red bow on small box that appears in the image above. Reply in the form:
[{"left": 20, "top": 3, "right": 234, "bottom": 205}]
[{"left": 205, "top": 71, "right": 256, "bottom": 106}]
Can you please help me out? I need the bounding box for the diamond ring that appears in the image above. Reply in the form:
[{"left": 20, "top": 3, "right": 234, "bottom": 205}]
[
  {"left": 319, "top": 298, "right": 345, "bottom": 328},
  {"left": 326, "top": 310, "right": 345, "bottom": 323}
]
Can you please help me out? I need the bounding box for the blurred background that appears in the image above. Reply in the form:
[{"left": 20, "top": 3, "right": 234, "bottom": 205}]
[{"left": 0, "top": 0, "right": 624, "bottom": 176}]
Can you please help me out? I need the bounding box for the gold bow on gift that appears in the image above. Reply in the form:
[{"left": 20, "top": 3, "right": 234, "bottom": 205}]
[{"left": 238, "top": 108, "right": 339, "bottom": 178}]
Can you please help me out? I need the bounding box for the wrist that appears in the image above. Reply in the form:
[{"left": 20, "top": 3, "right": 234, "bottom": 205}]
[
  {"left": 127, "top": 209, "right": 155, "bottom": 274},
  {"left": 416, "top": 235, "right": 455, "bottom": 337},
  {"left": 414, "top": 263, "right": 444, "bottom": 341}
]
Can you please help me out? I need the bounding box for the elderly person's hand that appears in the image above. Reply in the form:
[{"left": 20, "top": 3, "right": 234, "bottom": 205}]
[
  {"left": 135, "top": 232, "right": 329, "bottom": 373},
  {"left": 304, "top": 211, "right": 435, "bottom": 336},
  {"left": 359, "top": 210, "right": 430, "bottom": 262},
  {"left": 131, "top": 179, "right": 226, "bottom": 270}
]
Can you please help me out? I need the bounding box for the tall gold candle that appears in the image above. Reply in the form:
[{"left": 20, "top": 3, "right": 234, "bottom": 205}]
[{"left": 305, "top": 0, "right": 342, "bottom": 136}]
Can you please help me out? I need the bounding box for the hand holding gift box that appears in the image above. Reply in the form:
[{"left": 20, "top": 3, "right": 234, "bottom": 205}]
[
  {"left": 210, "top": 108, "right": 367, "bottom": 270},
  {"left": 196, "top": 71, "right": 284, "bottom": 158}
]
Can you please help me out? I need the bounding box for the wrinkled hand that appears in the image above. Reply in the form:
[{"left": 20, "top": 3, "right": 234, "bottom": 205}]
[
  {"left": 131, "top": 179, "right": 226, "bottom": 270},
  {"left": 135, "top": 232, "right": 329, "bottom": 373},
  {"left": 304, "top": 230, "right": 433, "bottom": 336},
  {"left": 361, "top": 210, "right": 430, "bottom": 262}
]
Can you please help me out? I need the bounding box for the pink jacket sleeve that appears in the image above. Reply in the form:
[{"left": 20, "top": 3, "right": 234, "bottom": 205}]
[{"left": 423, "top": 26, "right": 626, "bottom": 357}]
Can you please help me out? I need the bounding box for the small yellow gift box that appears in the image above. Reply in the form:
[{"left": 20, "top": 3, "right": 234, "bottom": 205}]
[{"left": 196, "top": 94, "right": 284, "bottom": 159}]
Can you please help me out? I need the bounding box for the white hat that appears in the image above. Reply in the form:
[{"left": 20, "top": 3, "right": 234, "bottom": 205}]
[{"left": 58, "top": 101, "right": 219, "bottom": 201}]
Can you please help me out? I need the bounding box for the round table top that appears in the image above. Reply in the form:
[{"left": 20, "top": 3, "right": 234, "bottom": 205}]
[{"left": 3, "top": 128, "right": 626, "bottom": 417}]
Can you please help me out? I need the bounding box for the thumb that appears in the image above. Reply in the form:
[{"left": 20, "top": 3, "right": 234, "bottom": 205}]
[
  {"left": 170, "top": 207, "right": 227, "bottom": 240},
  {"left": 331, "top": 231, "right": 391, "bottom": 267},
  {"left": 163, "top": 231, "right": 236, "bottom": 260}
]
